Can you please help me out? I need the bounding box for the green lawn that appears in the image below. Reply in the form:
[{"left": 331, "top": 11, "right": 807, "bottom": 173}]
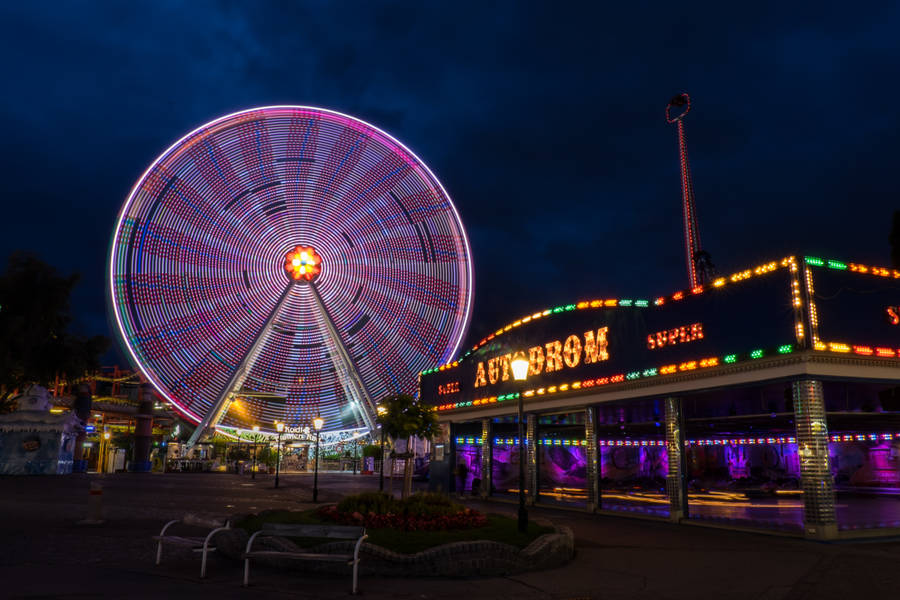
[{"left": 237, "top": 510, "right": 553, "bottom": 555}]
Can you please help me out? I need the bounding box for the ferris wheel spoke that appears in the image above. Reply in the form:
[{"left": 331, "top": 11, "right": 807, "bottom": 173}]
[
  {"left": 307, "top": 281, "right": 377, "bottom": 432},
  {"left": 185, "top": 281, "right": 294, "bottom": 448}
]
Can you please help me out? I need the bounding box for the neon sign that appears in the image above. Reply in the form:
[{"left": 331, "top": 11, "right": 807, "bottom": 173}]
[
  {"left": 438, "top": 382, "right": 460, "bottom": 395},
  {"left": 647, "top": 322, "right": 704, "bottom": 349},
  {"left": 474, "top": 327, "right": 609, "bottom": 388}
]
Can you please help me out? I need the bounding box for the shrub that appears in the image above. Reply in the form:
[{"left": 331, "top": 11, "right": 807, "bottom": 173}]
[
  {"left": 402, "top": 492, "right": 463, "bottom": 518},
  {"left": 361, "top": 445, "right": 383, "bottom": 458},
  {"left": 337, "top": 492, "right": 400, "bottom": 516}
]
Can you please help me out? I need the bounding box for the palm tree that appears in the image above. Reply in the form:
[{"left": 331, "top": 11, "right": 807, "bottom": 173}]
[{"left": 375, "top": 394, "right": 439, "bottom": 499}]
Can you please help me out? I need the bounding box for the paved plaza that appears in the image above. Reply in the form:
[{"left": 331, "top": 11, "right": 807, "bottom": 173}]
[{"left": 3, "top": 472, "right": 900, "bottom": 599}]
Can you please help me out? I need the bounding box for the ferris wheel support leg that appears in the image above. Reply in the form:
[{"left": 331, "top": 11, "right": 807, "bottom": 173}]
[
  {"left": 306, "top": 282, "right": 377, "bottom": 433},
  {"left": 184, "top": 283, "right": 295, "bottom": 450}
]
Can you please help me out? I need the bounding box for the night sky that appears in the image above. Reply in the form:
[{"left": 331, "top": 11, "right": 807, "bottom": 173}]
[{"left": 3, "top": 1, "right": 899, "bottom": 366}]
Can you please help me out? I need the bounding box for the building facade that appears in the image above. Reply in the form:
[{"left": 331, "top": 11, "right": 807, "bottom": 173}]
[{"left": 421, "top": 255, "right": 900, "bottom": 539}]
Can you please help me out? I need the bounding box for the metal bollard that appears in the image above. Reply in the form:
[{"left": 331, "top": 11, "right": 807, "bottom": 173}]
[{"left": 78, "top": 482, "right": 105, "bottom": 525}]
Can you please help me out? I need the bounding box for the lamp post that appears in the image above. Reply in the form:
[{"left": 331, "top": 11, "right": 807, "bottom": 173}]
[
  {"left": 510, "top": 352, "right": 530, "bottom": 533},
  {"left": 376, "top": 405, "right": 387, "bottom": 492},
  {"left": 102, "top": 430, "right": 111, "bottom": 474},
  {"left": 313, "top": 415, "right": 324, "bottom": 502},
  {"left": 251, "top": 425, "right": 260, "bottom": 480},
  {"left": 274, "top": 422, "right": 284, "bottom": 488}
]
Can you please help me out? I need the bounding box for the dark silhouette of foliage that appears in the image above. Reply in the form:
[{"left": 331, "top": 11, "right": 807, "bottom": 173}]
[
  {"left": 256, "top": 445, "right": 276, "bottom": 468},
  {"left": 375, "top": 393, "right": 440, "bottom": 442},
  {"left": 0, "top": 252, "right": 109, "bottom": 412},
  {"left": 361, "top": 444, "right": 382, "bottom": 458},
  {"left": 228, "top": 446, "right": 251, "bottom": 461}
]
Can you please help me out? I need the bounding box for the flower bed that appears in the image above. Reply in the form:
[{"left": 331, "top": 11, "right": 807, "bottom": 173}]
[
  {"left": 317, "top": 492, "right": 488, "bottom": 531},
  {"left": 219, "top": 506, "right": 572, "bottom": 576}
]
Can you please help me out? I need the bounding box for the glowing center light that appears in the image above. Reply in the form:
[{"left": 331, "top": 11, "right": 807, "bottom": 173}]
[{"left": 284, "top": 245, "right": 322, "bottom": 281}]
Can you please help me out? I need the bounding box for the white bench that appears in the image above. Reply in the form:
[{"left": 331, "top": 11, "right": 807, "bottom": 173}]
[
  {"left": 243, "top": 523, "right": 368, "bottom": 594},
  {"left": 153, "top": 514, "right": 231, "bottom": 578}
]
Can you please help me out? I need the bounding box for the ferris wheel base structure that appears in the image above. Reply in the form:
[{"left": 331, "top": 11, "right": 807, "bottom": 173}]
[{"left": 108, "top": 106, "right": 473, "bottom": 442}]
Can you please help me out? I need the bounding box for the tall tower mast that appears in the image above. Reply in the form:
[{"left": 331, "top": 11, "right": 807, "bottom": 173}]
[{"left": 666, "top": 93, "right": 712, "bottom": 287}]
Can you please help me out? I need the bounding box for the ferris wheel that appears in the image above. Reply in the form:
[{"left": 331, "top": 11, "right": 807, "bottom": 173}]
[{"left": 108, "top": 106, "right": 473, "bottom": 443}]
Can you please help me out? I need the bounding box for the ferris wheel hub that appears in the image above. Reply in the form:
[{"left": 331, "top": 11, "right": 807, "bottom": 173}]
[{"left": 284, "top": 245, "right": 322, "bottom": 282}]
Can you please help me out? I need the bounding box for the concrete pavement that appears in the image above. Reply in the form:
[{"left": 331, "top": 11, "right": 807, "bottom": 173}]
[{"left": 2, "top": 472, "right": 900, "bottom": 599}]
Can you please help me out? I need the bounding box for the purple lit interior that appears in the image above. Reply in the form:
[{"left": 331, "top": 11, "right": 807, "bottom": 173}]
[
  {"left": 491, "top": 444, "right": 520, "bottom": 495},
  {"left": 538, "top": 446, "right": 588, "bottom": 504},
  {"left": 455, "top": 444, "right": 481, "bottom": 492},
  {"left": 831, "top": 442, "right": 900, "bottom": 487},
  {"left": 456, "top": 437, "right": 900, "bottom": 531},
  {"left": 688, "top": 444, "right": 801, "bottom": 483},
  {"left": 831, "top": 441, "right": 900, "bottom": 531},
  {"left": 601, "top": 446, "right": 668, "bottom": 481},
  {"left": 683, "top": 441, "right": 900, "bottom": 531},
  {"left": 600, "top": 445, "right": 669, "bottom": 516},
  {"left": 685, "top": 443, "right": 803, "bottom": 530}
]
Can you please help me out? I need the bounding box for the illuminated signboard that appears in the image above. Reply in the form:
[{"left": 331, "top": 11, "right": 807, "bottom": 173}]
[
  {"left": 421, "top": 258, "right": 801, "bottom": 409},
  {"left": 804, "top": 257, "right": 900, "bottom": 355}
]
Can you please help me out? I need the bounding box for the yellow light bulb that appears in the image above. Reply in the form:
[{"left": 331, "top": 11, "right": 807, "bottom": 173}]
[
  {"left": 300, "top": 252, "right": 309, "bottom": 261},
  {"left": 292, "top": 258, "right": 300, "bottom": 266}
]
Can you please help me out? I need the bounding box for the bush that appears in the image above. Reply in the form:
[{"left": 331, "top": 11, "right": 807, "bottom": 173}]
[
  {"left": 322, "top": 491, "right": 487, "bottom": 531},
  {"left": 256, "top": 446, "right": 276, "bottom": 468},
  {"left": 337, "top": 492, "right": 400, "bottom": 516},
  {"left": 361, "top": 444, "right": 383, "bottom": 458},
  {"left": 403, "top": 492, "right": 463, "bottom": 518},
  {"left": 228, "top": 447, "right": 250, "bottom": 461}
]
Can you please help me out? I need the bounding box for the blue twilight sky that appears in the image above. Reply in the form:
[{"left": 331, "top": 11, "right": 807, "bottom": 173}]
[{"left": 2, "top": 1, "right": 899, "bottom": 363}]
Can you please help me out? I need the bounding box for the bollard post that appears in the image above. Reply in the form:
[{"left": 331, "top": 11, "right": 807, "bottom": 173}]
[{"left": 78, "top": 482, "right": 105, "bottom": 525}]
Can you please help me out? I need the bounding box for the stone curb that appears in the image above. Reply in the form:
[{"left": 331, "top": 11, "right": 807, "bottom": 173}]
[{"left": 213, "top": 517, "right": 574, "bottom": 577}]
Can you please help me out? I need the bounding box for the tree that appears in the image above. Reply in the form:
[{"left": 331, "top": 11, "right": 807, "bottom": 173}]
[
  {"left": 0, "top": 252, "right": 108, "bottom": 412},
  {"left": 212, "top": 439, "right": 227, "bottom": 460},
  {"left": 376, "top": 393, "right": 440, "bottom": 499},
  {"left": 257, "top": 445, "right": 277, "bottom": 469},
  {"left": 111, "top": 431, "right": 134, "bottom": 458},
  {"left": 228, "top": 446, "right": 251, "bottom": 461},
  {"left": 361, "top": 445, "right": 381, "bottom": 458}
]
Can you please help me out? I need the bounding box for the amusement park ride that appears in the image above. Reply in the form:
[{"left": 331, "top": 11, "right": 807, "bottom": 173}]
[
  {"left": 666, "top": 92, "right": 714, "bottom": 288},
  {"left": 107, "top": 107, "right": 474, "bottom": 448}
]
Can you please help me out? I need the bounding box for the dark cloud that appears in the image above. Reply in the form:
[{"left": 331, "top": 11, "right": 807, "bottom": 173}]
[{"left": 2, "top": 0, "right": 899, "bottom": 364}]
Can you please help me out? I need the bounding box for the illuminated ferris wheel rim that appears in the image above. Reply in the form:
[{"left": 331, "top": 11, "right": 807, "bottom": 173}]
[{"left": 108, "top": 105, "right": 475, "bottom": 431}]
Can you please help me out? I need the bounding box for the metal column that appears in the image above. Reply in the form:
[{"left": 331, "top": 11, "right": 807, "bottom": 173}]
[
  {"left": 308, "top": 282, "right": 377, "bottom": 433},
  {"left": 526, "top": 414, "right": 537, "bottom": 505},
  {"left": 665, "top": 397, "right": 689, "bottom": 521},
  {"left": 186, "top": 283, "right": 294, "bottom": 449},
  {"left": 793, "top": 380, "right": 837, "bottom": 539},
  {"left": 130, "top": 384, "right": 154, "bottom": 472},
  {"left": 480, "top": 418, "right": 491, "bottom": 499},
  {"left": 585, "top": 406, "right": 600, "bottom": 511}
]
